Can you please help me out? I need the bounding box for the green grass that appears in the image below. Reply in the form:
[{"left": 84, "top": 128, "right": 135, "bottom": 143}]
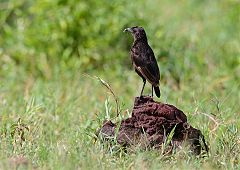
[{"left": 0, "top": 0, "right": 240, "bottom": 169}]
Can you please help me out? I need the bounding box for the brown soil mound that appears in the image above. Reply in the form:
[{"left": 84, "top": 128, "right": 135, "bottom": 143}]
[{"left": 98, "top": 96, "right": 208, "bottom": 155}]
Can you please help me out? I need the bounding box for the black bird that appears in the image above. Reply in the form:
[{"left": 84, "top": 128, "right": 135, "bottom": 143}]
[{"left": 124, "top": 26, "right": 161, "bottom": 98}]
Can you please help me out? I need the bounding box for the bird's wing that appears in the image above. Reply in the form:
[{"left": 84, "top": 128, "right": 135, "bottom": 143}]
[
  {"left": 133, "top": 46, "right": 160, "bottom": 86},
  {"left": 137, "top": 67, "right": 159, "bottom": 85}
]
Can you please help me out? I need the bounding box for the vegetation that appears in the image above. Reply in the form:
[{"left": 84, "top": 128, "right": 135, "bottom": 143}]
[{"left": 0, "top": 0, "right": 239, "bottom": 169}]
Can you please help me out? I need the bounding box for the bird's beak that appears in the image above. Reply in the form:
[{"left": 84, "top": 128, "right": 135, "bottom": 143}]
[{"left": 123, "top": 28, "right": 133, "bottom": 33}]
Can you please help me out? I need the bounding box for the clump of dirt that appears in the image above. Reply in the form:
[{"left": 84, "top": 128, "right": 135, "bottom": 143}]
[{"left": 97, "top": 96, "right": 208, "bottom": 155}]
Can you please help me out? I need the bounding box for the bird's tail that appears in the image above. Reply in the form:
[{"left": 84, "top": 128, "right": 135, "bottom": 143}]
[{"left": 154, "top": 86, "right": 161, "bottom": 98}]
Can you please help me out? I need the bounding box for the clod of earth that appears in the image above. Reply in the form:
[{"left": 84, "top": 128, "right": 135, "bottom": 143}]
[{"left": 97, "top": 96, "right": 209, "bottom": 155}]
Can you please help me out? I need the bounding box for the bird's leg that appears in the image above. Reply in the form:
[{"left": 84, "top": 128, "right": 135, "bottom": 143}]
[
  {"left": 151, "top": 85, "right": 153, "bottom": 98},
  {"left": 140, "top": 79, "right": 146, "bottom": 97}
]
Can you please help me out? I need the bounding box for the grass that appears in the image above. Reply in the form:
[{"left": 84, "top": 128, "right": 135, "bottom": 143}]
[
  {"left": 0, "top": 66, "right": 239, "bottom": 169},
  {"left": 0, "top": 0, "right": 240, "bottom": 169}
]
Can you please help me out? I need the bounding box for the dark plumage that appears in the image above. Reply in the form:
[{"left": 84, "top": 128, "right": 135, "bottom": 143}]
[{"left": 124, "top": 26, "right": 161, "bottom": 98}]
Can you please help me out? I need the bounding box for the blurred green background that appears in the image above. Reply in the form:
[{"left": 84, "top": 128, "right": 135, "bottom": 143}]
[
  {"left": 0, "top": 0, "right": 239, "bottom": 169},
  {"left": 1, "top": 0, "right": 239, "bottom": 78}
]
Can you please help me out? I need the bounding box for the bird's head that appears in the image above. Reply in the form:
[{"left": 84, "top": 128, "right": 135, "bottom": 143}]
[{"left": 123, "top": 26, "right": 147, "bottom": 41}]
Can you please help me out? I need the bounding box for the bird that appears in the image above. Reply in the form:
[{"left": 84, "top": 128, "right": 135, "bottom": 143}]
[{"left": 124, "top": 26, "right": 161, "bottom": 98}]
